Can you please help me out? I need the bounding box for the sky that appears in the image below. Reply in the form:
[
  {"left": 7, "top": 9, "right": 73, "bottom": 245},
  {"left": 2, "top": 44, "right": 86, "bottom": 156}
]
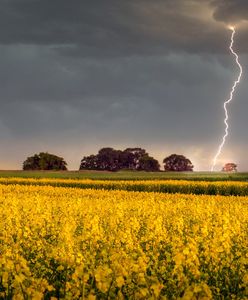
[{"left": 0, "top": 0, "right": 248, "bottom": 171}]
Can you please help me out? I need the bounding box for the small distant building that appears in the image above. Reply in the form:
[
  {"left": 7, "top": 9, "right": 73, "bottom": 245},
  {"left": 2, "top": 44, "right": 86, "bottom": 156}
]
[{"left": 222, "top": 163, "right": 237, "bottom": 172}]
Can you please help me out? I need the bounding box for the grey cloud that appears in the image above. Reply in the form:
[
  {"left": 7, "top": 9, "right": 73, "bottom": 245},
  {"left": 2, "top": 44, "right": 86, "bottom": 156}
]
[
  {"left": 0, "top": 43, "right": 233, "bottom": 108},
  {"left": 0, "top": 0, "right": 243, "bottom": 57},
  {"left": 0, "top": 45, "right": 239, "bottom": 142},
  {"left": 211, "top": 0, "right": 248, "bottom": 24}
]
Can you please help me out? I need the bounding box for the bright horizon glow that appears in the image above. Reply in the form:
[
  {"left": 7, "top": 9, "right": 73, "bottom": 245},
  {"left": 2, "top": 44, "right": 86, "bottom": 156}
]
[{"left": 211, "top": 26, "right": 243, "bottom": 171}]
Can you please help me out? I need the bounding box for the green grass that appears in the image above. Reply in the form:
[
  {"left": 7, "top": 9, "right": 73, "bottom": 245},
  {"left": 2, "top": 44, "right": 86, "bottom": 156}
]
[{"left": 0, "top": 170, "right": 248, "bottom": 181}]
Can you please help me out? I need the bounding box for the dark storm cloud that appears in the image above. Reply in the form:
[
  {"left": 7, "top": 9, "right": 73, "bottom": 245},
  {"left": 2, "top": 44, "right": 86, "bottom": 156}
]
[
  {"left": 211, "top": 0, "right": 248, "bottom": 24},
  {"left": 0, "top": 44, "right": 227, "bottom": 105},
  {"left": 0, "top": 44, "right": 236, "bottom": 142},
  {"left": 0, "top": 0, "right": 240, "bottom": 57}
]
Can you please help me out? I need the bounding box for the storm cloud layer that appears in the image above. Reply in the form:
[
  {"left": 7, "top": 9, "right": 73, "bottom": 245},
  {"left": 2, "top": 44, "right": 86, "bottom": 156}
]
[
  {"left": 212, "top": 0, "right": 248, "bottom": 23},
  {"left": 0, "top": 0, "right": 247, "bottom": 170}
]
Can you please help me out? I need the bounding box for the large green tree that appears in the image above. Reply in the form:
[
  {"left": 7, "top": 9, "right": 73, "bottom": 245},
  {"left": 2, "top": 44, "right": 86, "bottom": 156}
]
[
  {"left": 79, "top": 155, "right": 99, "bottom": 170},
  {"left": 163, "top": 154, "right": 193, "bottom": 172},
  {"left": 23, "top": 152, "right": 67, "bottom": 170},
  {"left": 137, "top": 155, "right": 160, "bottom": 171},
  {"left": 79, "top": 147, "right": 160, "bottom": 172},
  {"left": 97, "top": 148, "right": 123, "bottom": 171},
  {"left": 121, "top": 148, "right": 147, "bottom": 170},
  {"left": 80, "top": 148, "right": 122, "bottom": 171}
]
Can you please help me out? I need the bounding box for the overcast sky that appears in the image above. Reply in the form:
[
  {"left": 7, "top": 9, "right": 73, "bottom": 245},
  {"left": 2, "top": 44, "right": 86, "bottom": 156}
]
[{"left": 0, "top": 0, "right": 248, "bottom": 171}]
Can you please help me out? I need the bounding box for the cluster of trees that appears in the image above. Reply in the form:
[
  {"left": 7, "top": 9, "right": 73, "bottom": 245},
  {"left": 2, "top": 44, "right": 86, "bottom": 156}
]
[
  {"left": 79, "top": 148, "right": 160, "bottom": 171},
  {"left": 163, "top": 154, "right": 193, "bottom": 172},
  {"left": 22, "top": 152, "right": 239, "bottom": 172},
  {"left": 23, "top": 149, "right": 194, "bottom": 172},
  {"left": 23, "top": 152, "right": 67, "bottom": 171}
]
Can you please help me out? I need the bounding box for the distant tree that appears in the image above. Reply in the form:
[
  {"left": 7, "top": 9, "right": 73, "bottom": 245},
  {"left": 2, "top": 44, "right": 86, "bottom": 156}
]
[
  {"left": 79, "top": 155, "right": 99, "bottom": 170},
  {"left": 137, "top": 155, "right": 160, "bottom": 171},
  {"left": 79, "top": 147, "right": 161, "bottom": 172},
  {"left": 79, "top": 148, "right": 123, "bottom": 171},
  {"left": 121, "top": 148, "right": 147, "bottom": 170},
  {"left": 163, "top": 154, "right": 193, "bottom": 172},
  {"left": 23, "top": 152, "right": 67, "bottom": 170},
  {"left": 97, "top": 148, "right": 123, "bottom": 171},
  {"left": 222, "top": 163, "right": 237, "bottom": 172},
  {"left": 23, "top": 154, "right": 40, "bottom": 170}
]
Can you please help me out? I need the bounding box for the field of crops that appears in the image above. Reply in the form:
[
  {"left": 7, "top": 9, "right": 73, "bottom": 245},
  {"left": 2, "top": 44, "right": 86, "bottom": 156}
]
[
  {"left": 1, "top": 177, "right": 248, "bottom": 196},
  {"left": 1, "top": 182, "right": 248, "bottom": 299},
  {"left": 1, "top": 170, "right": 248, "bottom": 181}
]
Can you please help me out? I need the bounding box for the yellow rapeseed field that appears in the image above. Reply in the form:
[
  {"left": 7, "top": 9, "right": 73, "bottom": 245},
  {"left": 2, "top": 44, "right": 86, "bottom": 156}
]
[
  {"left": 0, "top": 184, "right": 248, "bottom": 299},
  {"left": 1, "top": 177, "right": 248, "bottom": 196}
]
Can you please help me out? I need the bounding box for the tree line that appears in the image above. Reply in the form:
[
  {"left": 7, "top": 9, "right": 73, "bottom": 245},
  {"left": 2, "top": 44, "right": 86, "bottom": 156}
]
[{"left": 22, "top": 148, "right": 194, "bottom": 172}]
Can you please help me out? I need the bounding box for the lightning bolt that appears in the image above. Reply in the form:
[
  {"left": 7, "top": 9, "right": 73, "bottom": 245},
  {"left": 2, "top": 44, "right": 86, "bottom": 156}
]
[{"left": 211, "top": 26, "right": 243, "bottom": 171}]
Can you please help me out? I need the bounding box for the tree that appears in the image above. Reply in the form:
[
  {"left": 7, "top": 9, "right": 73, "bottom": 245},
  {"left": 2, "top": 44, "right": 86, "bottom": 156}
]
[
  {"left": 163, "top": 154, "right": 193, "bottom": 172},
  {"left": 23, "top": 154, "right": 40, "bottom": 170},
  {"left": 79, "top": 147, "right": 160, "bottom": 172},
  {"left": 79, "top": 155, "right": 99, "bottom": 170},
  {"left": 23, "top": 152, "right": 67, "bottom": 170},
  {"left": 96, "top": 148, "right": 122, "bottom": 171},
  {"left": 121, "top": 148, "right": 147, "bottom": 170},
  {"left": 222, "top": 163, "right": 237, "bottom": 172},
  {"left": 137, "top": 155, "right": 160, "bottom": 171},
  {"left": 79, "top": 148, "right": 123, "bottom": 171}
]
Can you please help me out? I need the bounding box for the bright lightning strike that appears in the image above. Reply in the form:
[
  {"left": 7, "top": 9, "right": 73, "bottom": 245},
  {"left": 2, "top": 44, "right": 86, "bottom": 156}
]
[{"left": 211, "top": 26, "right": 243, "bottom": 171}]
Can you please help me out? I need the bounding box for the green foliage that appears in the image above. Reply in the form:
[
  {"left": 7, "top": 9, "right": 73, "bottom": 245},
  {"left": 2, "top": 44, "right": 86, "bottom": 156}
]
[
  {"left": 138, "top": 155, "right": 160, "bottom": 171},
  {"left": 163, "top": 154, "right": 194, "bottom": 172},
  {"left": 80, "top": 147, "right": 160, "bottom": 172},
  {"left": 23, "top": 152, "right": 67, "bottom": 171}
]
